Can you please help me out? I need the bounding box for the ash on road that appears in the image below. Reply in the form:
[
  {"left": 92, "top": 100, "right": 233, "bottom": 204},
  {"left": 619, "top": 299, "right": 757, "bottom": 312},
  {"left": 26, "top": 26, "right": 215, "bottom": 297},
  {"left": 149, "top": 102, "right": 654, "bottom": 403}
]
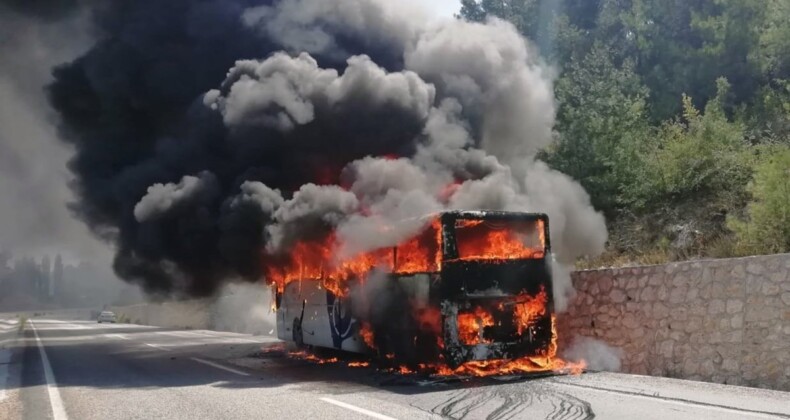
[{"left": 1, "top": 317, "right": 788, "bottom": 420}]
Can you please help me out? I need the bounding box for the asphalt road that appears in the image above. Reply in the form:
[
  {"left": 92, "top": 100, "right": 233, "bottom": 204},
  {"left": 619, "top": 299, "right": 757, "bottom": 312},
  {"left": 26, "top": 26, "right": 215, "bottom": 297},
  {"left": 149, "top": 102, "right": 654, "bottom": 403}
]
[{"left": 1, "top": 317, "right": 789, "bottom": 420}]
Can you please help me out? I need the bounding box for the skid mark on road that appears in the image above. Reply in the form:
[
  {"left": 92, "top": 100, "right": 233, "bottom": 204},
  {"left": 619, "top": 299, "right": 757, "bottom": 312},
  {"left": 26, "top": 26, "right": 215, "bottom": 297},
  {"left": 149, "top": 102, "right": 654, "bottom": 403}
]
[
  {"left": 553, "top": 381, "right": 790, "bottom": 419},
  {"left": 430, "top": 386, "right": 594, "bottom": 420}
]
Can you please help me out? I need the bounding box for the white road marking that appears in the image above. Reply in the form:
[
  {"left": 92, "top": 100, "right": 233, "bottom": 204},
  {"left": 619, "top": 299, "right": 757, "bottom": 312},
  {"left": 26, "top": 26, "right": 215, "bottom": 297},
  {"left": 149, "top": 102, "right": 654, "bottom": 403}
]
[
  {"left": 106, "top": 334, "right": 130, "bottom": 340},
  {"left": 212, "top": 337, "right": 261, "bottom": 344},
  {"left": 157, "top": 330, "right": 262, "bottom": 344},
  {"left": 319, "top": 397, "right": 398, "bottom": 420},
  {"left": 30, "top": 321, "right": 69, "bottom": 420},
  {"left": 189, "top": 331, "right": 263, "bottom": 343},
  {"left": 190, "top": 357, "right": 250, "bottom": 377},
  {"left": 144, "top": 343, "right": 171, "bottom": 351},
  {"left": 156, "top": 331, "right": 198, "bottom": 339}
]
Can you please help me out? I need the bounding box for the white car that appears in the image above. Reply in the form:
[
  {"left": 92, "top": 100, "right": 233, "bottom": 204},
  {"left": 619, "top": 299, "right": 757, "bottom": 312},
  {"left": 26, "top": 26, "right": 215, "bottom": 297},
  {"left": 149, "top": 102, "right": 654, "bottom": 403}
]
[{"left": 98, "top": 311, "right": 117, "bottom": 323}]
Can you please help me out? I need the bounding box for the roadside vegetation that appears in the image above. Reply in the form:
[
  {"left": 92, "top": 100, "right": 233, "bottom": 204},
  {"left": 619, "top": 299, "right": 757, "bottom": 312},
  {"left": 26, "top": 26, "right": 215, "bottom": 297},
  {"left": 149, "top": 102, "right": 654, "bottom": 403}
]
[
  {"left": 460, "top": 0, "right": 790, "bottom": 266},
  {"left": 17, "top": 315, "right": 27, "bottom": 332}
]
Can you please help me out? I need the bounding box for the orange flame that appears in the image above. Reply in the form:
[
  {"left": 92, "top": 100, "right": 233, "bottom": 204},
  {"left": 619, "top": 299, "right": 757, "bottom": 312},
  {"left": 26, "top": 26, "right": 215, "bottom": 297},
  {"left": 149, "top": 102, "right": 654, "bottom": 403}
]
[
  {"left": 425, "top": 315, "right": 585, "bottom": 377},
  {"left": 514, "top": 289, "right": 548, "bottom": 336},
  {"left": 289, "top": 351, "right": 339, "bottom": 365},
  {"left": 359, "top": 323, "right": 376, "bottom": 349},
  {"left": 454, "top": 219, "right": 545, "bottom": 261},
  {"left": 265, "top": 219, "right": 441, "bottom": 295},
  {"left": 457, "top": 307, "right": 495, "bottom": 345}
]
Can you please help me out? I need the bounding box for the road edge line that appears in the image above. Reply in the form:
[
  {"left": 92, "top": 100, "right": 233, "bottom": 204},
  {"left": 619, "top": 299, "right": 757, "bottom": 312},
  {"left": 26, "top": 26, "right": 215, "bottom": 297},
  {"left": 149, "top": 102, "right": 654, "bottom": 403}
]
[
  {"left": 319, "top": 397, "right": 398, "bottom": 420},
  {"left": 144, "top": 343, "right": 171, "bottom": 351},
  {"left": 30, "top": 321, "right": 69, "bottom": 420},
  {"left": 0, "top": 319, "right": 17, "bottom": 402}
]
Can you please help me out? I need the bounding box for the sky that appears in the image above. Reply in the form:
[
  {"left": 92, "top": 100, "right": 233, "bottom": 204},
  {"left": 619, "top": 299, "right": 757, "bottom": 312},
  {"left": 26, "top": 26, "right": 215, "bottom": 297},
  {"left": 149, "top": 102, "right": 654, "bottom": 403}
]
[
  {"left": 0, "top": 7, "right": 106, "bottom": 266},
  {"left": 427, "top": 0, "right": 462, "bottom": 17}
]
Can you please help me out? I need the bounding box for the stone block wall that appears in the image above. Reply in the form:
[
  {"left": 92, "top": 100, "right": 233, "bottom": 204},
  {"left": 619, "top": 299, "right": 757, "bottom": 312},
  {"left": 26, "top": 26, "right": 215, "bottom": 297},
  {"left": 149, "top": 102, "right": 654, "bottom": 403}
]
[{"left": 558, "top": 253, "right": 790, "bottom": 391}]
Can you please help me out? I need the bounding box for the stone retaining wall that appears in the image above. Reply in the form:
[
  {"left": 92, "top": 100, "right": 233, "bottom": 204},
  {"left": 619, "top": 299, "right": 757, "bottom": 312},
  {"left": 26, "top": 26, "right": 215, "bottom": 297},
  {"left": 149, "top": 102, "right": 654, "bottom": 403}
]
[{"left": 558, "top": 253, "right": 790, "bottom": 391}]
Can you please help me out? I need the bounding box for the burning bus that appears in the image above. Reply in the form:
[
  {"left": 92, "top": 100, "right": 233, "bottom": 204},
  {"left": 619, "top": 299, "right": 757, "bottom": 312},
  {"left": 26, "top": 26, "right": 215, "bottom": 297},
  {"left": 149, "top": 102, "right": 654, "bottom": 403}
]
[{"left": 267, "top": 211, "right": 576, "bottom": 375}]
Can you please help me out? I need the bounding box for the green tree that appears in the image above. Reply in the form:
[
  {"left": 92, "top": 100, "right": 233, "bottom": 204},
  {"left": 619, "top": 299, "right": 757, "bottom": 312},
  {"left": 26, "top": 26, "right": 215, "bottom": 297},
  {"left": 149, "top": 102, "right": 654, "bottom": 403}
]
[
  {"left": 626, "top": 79, "right": 751, "bottom": 215},
  {"left": 457, "top": 0, "right": 789, "bottom": 260},
  {"left": 544, "top": 43, "right": 649, "bottom": 216},
  {"left": 755, "top": 0, "right": 790, "bottom": 81},
  {"left": 459, "top": 0, "right": 562, "bottom": 56},
  {"left": 729, "top": 146, "right": 790, "bottom": 254}
]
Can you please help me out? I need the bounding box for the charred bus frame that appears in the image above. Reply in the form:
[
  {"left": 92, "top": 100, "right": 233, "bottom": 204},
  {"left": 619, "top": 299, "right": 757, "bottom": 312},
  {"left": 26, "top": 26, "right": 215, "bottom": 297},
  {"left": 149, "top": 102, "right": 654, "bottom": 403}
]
[{"left": 273, "top": 211, "right": 555, "bottom": 368}]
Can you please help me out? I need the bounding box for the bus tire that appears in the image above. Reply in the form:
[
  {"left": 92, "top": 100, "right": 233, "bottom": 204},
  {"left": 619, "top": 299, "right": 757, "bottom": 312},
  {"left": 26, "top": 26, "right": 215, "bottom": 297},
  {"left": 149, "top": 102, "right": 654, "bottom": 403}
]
[{"left": 292, "top": 317, "right": 304, "bottom": 348}]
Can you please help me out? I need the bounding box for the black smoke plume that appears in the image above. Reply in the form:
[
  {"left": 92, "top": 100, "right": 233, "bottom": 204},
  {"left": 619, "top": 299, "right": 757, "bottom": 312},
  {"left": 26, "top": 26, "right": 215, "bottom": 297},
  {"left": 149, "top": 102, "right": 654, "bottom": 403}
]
[{"left": 47, "top": 0, "right": 608, "bottom": 298}]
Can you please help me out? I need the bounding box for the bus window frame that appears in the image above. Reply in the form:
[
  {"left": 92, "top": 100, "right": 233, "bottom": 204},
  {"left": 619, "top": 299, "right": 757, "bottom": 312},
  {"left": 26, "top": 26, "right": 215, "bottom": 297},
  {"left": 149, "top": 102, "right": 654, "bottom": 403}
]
[{"left": 440, "top": 212, "right": 551, "bottom": 261}]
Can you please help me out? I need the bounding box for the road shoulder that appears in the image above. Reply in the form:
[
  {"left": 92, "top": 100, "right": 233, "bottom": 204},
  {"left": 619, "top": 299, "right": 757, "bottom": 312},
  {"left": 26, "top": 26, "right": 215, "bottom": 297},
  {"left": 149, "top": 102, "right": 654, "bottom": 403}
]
[{"left": 0, "top": 318, "right": 23, "bottom": 420}]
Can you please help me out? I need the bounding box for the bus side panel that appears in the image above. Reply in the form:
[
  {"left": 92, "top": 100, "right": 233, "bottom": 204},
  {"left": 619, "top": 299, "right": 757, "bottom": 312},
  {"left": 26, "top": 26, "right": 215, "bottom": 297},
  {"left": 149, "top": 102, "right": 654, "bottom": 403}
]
[
  {"left": 277, "top": 282, "right": 303, "bottom": 342},
  {"left": 299, "top": 280, "right": 335, "bottom": 349},
  {"left": 278, "top": 280, "right": 367, "bottom": 353}
]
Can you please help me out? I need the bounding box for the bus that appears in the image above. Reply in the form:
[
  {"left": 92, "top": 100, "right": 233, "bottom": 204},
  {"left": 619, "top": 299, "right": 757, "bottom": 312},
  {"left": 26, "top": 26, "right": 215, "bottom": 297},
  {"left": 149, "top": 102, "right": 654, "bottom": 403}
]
[{"left": 271, "top": 211, "right": 555, "bottom": 368}]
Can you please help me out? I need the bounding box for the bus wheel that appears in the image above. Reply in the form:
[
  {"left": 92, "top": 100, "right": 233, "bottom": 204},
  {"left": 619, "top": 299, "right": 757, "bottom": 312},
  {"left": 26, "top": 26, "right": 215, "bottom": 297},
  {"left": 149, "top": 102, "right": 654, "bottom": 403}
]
[{"left": 292, "top": 317, "right": 304, "bottom": 348}]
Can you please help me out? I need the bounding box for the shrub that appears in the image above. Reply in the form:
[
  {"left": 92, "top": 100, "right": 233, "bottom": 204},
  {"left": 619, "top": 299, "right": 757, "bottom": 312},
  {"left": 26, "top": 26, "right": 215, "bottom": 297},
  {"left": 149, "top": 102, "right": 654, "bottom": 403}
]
[{"left": 729, "top": 146, "right": 790, "bottom": 254}]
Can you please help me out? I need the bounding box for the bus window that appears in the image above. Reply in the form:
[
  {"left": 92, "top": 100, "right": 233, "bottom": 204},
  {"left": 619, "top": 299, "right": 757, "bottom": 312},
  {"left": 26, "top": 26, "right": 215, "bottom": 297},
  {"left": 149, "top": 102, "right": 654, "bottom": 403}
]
[{"left": 452, "top": 218, "right": 545, "bottom": 261}]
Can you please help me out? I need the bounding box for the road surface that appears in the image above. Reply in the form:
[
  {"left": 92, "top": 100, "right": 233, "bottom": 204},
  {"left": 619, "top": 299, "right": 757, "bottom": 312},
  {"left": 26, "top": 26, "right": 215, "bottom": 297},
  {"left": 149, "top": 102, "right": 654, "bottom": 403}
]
[{"left": 1, "top": 317, "right": 789, "bottom": 420}]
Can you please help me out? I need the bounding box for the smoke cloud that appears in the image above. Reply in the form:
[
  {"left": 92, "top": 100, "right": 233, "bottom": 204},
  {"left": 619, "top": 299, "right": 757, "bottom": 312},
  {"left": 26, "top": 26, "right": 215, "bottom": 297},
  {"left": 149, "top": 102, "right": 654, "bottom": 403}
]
[
  {"left": 134, "top": 171, "right": 220, "bottom": 222},
  {"left": 563, "top": 336, "right": 624, "bottom": 372},
  {"left": 42, "top": 0, "right": 607, "bottom": 297},
  {"left": 0, "top": 0, "right": 112, "bottom": 263}
]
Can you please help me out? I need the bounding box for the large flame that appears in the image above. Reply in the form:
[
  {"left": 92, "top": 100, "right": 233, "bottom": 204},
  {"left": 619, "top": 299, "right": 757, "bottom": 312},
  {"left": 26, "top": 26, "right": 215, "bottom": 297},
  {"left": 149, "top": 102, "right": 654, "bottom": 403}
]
[
  {"left": 428, "top": 316, "right": 585, "bottom": 376},
  {"left": 265, "top": 219, "right": 441, "bottom": 295},
  {"left": 453, "top": 219, "right": 545, "bottom": 261}
]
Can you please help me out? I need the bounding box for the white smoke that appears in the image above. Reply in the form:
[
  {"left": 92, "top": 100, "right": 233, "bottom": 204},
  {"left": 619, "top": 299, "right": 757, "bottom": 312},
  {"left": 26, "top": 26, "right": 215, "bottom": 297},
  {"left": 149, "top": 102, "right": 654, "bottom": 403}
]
[
  {"left": 241, "top": 0, "right": 425, "bottom": 60},
  {"left": 265, "top": 183, "right": 359, "bottom": 252},
  {"left": 550, "top": 259, "right": 575, "bottom": 312},
  {"left": 134, "top": 171, "right": 220, "bottom": 222},
  {"left": 230, "top": 181, "right": 285, "bottom": 215},
  {"left": 404, "top": 18, "right": 556, "bottom": 165},
  {"left": 212, "top": 282, "right": 276, "bottom": 335},
  {"left": 563, "top": 336, "right": 624, "bottom": 372}
]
